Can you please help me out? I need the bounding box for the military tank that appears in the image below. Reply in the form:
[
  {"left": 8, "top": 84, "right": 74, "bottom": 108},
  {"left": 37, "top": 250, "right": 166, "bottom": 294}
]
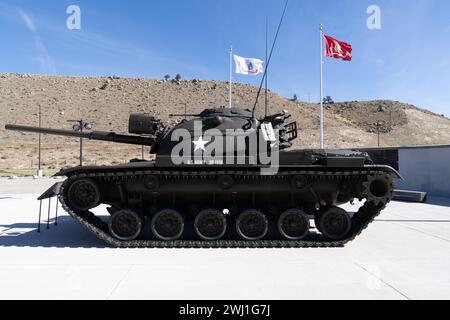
[{"left": 5, "top": 107, "right": 400, "bottom": 248}]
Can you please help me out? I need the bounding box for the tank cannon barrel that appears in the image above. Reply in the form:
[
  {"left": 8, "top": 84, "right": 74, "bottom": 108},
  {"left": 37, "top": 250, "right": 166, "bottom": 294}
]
[{"left": 5, "top": 124, "right": 155, "bottom": 146}]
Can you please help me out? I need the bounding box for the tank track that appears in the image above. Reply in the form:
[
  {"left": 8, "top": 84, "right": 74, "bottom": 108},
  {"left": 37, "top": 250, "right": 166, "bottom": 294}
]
[{"left": 58, "top": 169, "right": 391, "bottom": 248}]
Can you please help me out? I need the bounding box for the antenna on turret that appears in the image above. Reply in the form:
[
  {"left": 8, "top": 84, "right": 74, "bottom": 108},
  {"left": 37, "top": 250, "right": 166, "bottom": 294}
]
[{"left": 252, "top": 0, "right": 289, "bottom": 118}]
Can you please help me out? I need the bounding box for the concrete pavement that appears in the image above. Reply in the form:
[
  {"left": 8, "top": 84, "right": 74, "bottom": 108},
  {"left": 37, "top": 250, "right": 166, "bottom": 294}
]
[{"left": 0, "top": 178, "right": 449, "bottom": 300}]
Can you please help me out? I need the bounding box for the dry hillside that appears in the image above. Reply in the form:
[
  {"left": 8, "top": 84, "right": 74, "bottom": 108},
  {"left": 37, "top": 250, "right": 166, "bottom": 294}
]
[{"left": 1, "top": 73, "right": 449, "bottom": 172}]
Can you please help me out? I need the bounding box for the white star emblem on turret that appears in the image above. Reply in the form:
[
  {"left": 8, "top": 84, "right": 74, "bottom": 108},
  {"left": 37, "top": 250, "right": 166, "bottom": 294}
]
[{"left": 192, "top": 136, "right": 209, "bottom": 152}]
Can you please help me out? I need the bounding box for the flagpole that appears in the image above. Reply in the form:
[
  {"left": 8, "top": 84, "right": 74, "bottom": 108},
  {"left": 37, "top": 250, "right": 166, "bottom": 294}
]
[
  {"left": 320, "top": 24, "right": 324, "bottom": 149},
  {"left": 229, "top": 44, "right": 233, "bottom": 109}
]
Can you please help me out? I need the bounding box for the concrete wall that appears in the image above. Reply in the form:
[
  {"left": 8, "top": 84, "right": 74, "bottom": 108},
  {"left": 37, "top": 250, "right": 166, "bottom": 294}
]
[{"left": 396, "top": 146, "right": 450, "bottom": 198}]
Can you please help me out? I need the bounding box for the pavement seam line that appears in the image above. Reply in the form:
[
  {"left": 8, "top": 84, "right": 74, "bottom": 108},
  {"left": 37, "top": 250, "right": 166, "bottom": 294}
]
[
  {"left": 354, "top": 262, "right": 411, "bottom": 300},
  {"left": 106, "top": 265, "right": 133, "bottom": 300},
  {"left": 392, "top": 222, "right": 450, "bottom": 243}
]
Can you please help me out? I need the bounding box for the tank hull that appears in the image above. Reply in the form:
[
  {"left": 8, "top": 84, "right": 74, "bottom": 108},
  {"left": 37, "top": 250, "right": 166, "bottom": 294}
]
[{"left": 56, "top": 159, "right": 398, "bottom": 248}]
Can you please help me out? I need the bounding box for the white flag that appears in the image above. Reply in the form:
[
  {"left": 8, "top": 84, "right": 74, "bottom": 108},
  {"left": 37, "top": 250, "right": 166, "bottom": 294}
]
[{"left": 233, "top": 54, "right": 264, "bottom": 75}]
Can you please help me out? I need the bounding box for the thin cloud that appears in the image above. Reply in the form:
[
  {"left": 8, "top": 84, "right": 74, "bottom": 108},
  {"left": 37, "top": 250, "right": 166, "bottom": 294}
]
[
  {"left": 18, "top": 9, "right": 36, "bottom": 32},
  {"left": 17, "top": 8, "right": 56, "bottom": 74},
  {"left": 10, "top": 2, "right": 210, "bottom": 78}
]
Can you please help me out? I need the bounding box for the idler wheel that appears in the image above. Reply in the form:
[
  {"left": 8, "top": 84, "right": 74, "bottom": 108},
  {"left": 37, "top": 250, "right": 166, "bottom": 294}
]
[
  {"left": 236, "top": 210, "right": 268, "bottom": 241},
  {"left": 317, "top": 207, "right": 351, "bottom": 241},
  {"left": 66, "top": 178, "right": 101, "bottom": 211},
  {"left": 362, "top": 173, "right": 394, "bottom": 206},
  {"left": 278, "top": 209, "right": 310, "bottom": 240},
  {"left": 194, "top": 209, "right": 227, "bottom": 240},
  {"left": 108, "top": 209, "right": 143, "bottom": 241},
  {"left": 151, "top": 209, "right": 184, "bottom": 241}
]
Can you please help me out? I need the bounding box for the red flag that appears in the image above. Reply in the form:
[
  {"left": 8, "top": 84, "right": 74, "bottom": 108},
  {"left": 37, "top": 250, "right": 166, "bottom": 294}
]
[{"left": 324, "top": 35, "right": 352, "bottom": 61}]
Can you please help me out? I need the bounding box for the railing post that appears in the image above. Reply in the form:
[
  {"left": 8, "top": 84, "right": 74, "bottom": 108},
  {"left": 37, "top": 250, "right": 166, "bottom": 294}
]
[
  {"left": 47, "top": 198, "right": 52, "bottom": 229},
  {"left": 38, "top": 200, "right": 42, "bottom": 233},
  {"left": 55, "top": 200, "right": 59, "bottom": 226}
]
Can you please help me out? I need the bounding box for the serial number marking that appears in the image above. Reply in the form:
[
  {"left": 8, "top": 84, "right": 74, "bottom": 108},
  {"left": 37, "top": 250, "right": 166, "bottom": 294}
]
[{"left": 186, "top": 160, "right": 225, "bottom": 165}]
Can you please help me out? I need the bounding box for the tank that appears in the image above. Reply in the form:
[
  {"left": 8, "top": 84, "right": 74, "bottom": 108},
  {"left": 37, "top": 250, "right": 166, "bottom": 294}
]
[{"left": 5, "top": 107, "right": 401, "bottom": 248}]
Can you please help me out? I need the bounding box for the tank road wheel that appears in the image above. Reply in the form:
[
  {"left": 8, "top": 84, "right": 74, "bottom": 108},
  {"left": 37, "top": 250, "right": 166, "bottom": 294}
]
[
  {"left": 66, "top": 178, "right": 101, "bottom": 211},
  {"left": 278, "top": 209, "right": 310, "bottom": 240},
  {"left": 317, "top": 207, "right": 351, "bottom": 241},
  {"left": 362, "top": 173, "right": 394, "bottom": 206},
  {"left": 151, "top": 209, "right": 184, "bottom": 241},
  {"left": 194, "top": 209, "right": 227, "bottom": 241},
  {"left": 108, "top": 209, "right": 143, "bottom": 241},
  {"left": 236, "top": 210, "right": 268, "bottom": 241}
]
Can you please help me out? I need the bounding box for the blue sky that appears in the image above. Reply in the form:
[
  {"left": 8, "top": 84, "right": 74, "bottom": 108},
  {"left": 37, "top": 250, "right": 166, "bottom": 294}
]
[{"left": 0, "top": 0, "right": 449, "bottom": 116}]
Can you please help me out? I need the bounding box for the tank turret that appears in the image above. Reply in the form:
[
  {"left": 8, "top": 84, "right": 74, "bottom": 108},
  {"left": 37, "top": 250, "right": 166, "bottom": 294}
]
[{"left": 6, "top": 108, "right": 298, "bottom": 157}]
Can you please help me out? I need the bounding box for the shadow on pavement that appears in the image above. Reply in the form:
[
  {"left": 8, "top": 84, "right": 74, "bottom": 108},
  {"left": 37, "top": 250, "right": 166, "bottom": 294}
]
[
  {"left": 0, "top": 217, "right": 109, "bottom": 248},
  {"left": 426, "top": 197, "right": 450, "bottom": 208}
]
